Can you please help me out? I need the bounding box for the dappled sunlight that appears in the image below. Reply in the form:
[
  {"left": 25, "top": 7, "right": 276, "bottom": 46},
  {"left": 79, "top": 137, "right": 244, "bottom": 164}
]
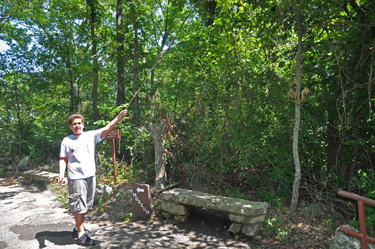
[{"left": 91, "top": 220, "right": 250, "bottom": 248}]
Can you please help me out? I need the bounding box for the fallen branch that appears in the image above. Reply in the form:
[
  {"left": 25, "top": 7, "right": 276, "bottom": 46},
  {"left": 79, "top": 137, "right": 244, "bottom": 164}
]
[{"left": 152, "top": 181, "right": 181, "bottom": 195}]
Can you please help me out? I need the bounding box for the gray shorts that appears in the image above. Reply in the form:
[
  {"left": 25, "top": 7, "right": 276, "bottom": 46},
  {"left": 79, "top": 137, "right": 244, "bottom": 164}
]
[{"left": 68, "top": 176, "right": 96, "bottom": 214}]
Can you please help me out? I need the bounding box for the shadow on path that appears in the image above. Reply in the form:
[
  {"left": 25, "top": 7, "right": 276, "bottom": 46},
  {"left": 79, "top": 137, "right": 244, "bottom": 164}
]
[
  {"left": 10, "top": 223, "right": 77, "bottom": 248},
  {"left": 95, "top": 221, "right": 249, "bottom": 248},
  {"left": 35, "top": 231, "right": 75, "bottom": 248}
]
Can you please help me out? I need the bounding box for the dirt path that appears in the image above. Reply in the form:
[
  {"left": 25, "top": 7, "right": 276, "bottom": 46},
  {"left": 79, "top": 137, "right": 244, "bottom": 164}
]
[{"left": 0, "top": 178, "right": 253, "bottom": 248}]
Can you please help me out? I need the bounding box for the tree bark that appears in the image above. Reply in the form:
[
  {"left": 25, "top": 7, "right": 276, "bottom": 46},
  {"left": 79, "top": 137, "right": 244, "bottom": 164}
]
[
  {"left": 14, "top": 85, "right": 23, "bottom": 156},
  {"left": 150, "top": 3, "right": 171, "bottom": 90},
  {"left": 87, "top": 0, "right": 99, "bottom": 120},
  {"left": 150, "top": 122, "right": 167, "bottom": 190},
  {"left": 64, "top": 29, "right": 79, "bottom": 113},
  {"left": 131, "top": 4, "right": 139, "bottom": 125},
  {"left": 290, "top": 0, "right": 303, "bottom": 212},
  {"left": 116, "top": 0, "right": 125, "bottom": 106}
]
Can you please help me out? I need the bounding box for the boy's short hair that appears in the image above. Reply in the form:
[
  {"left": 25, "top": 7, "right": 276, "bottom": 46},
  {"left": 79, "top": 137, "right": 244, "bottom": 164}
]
[{"left": 68, "top": 114, "right": 85, "bottom": 125}]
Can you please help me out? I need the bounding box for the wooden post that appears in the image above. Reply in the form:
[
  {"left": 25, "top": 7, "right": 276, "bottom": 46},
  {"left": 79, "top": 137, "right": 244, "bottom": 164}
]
[
  {"left": 111, "top": 138, "right": 117, "bottom": 185},
  {"left": 104, "top": 129, "right": 120, "bottom": 185}
]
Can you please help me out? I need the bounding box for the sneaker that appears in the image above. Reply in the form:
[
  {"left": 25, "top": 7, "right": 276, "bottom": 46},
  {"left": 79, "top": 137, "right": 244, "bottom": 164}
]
[
  {"left": 72, "top": 228, "right": 95, "bottom": 238},
  {"left": 76, "top": 234, "right": 97, "bottom": 246}
]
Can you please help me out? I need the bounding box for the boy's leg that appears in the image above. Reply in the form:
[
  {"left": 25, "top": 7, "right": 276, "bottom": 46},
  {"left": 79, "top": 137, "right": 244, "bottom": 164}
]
[
  {"left": 69, "top": 178, "right": 97, "bottom": 245},
  {"left": 74, "top": 213, "right": 85, "bottom": 233},
  {"left": 68, "top": 178, "right": 91, "bottom": 214},
  {"left": 86, "top": 176, "right": 96, "bottom": 210},
  {"left": 68, "top": 178, "right": 88, "bottom": 235}
]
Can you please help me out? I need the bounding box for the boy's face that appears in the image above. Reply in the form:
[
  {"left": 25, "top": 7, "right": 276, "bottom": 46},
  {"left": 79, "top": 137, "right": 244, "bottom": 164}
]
[{"left": 69, "top": 118, "right": 84, "bottom": 136}]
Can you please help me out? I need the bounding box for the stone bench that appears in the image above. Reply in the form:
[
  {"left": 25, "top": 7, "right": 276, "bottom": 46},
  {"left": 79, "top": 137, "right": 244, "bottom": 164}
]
[
  {"left": 21, "top": 169, "right": 59, "bottom": 189},
  {"left": 160, "top": 188, "right": 268, "bottom": 237}
]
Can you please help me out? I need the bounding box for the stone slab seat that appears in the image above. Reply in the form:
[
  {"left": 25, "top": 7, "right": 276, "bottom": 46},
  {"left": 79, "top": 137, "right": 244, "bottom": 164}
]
[
  {"left": 21, "top": 169, "right": 59, "bottom": 189},
  {"left": 160, "top": 188, "right": 269, "bottom": 237}
]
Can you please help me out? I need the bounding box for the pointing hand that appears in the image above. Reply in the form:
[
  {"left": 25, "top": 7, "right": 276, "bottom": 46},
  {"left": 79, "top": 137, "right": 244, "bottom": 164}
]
[{"left": 120, "top": 109, "right": 128, "bottom": 119}]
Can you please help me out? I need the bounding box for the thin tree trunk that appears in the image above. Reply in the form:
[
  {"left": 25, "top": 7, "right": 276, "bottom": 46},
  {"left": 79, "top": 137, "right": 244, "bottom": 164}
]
[
  {"left": 133, "top": 40, "right": 138, "bottom": 109},
  {"left": 347, "top": 115, "right": 361, "bottom": 181},
  {"left": 87, "top": 0, "right": 99, "bottom": 120},
  {"left": 116, "top": 0, "right": 125, "bottom": 106},
  {"left": 150, "top": 122, "right": 167, "bottom": 189},
  {"left": 149, "top": 3, "right": 172, "bottom": 124},
  {"left": 64, "top": 30, "right": 79, "bottom": 113},
  {"left": 70, "top": 77, "right": 79, "bottom": 113},
  {"left": 131, "top": 4, "right": 139, "bottom": 125},
  {"left": 14, "top": 85, "right": 22, "bottom": 156},
  {"left": 150, "top": 7, "right": 170, "bottom": 88},
  {"left": 290, "top": 0, "right": 303, "bottom": 212}
]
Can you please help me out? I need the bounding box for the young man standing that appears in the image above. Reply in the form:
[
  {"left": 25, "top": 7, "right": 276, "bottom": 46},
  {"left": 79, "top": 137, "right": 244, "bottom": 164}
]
[{"left": 58, "top": 110, "right": 128, "bottom": 246}]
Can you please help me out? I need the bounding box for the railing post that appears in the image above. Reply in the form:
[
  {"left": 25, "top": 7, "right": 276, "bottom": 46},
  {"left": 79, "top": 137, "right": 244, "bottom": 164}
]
[
  {"left": 103, "top": 129, "right": 120, "bottom": 185},
  {"left": 337, "top": 189, "right": 375, "bottom": 249}
]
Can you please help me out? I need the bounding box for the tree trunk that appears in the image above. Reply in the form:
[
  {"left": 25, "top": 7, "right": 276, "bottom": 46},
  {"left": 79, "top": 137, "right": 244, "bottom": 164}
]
[
  {"left": 131, "top": 4, "right": 139, "bottom": 125},
  {"left": 290, "top": 0, "right": 303, "bottom": 212},
  {"left": 70, "top": 79, "right": 79, "bottom": 113},
  {"left": 64, "top": 30, "right": 79, "bottom": 113},
  {"left": 347, "top": 115, "right": 361, "bottom": 181},
  {"left": 116, "top": 0, "right": 125, "bottom": 106},
  {"left": 150, "top": 7, "right": 170, "bottom": 90},
  {"left": 14, "top": 85, "right": 23, "bottom": 156},
  {"left": 87, "top": 0, "right": 99, "bottom": 120},
  {"left": 150, "top": 122, "right": 167, "bottom": 190}
]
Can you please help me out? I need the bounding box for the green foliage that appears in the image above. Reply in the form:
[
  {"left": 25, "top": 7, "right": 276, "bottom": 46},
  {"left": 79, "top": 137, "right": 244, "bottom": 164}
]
[
  {"left": 120, "top": 213, "right": 136, "bottom": 223},
  {"left": 49, "top": 183, "right": 70, "bottom": 210},
  {"left": 98, "top": 196, "right": 104, "bottom": 213},
  {"left": 325, "top": 217, "right": 335, "bottom": 232},
  {"left": 265, "top": 215, "right": 289, "bottom": 242},
  {"left": 350, "top": 170, "right": 375, "bottom": 236},
  {"left": 225, "top": 187, "right": 245, "bottom": 200}
]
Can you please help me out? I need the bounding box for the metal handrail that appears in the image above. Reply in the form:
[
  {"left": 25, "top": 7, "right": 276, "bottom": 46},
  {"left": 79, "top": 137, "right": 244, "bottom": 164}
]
[{"left": 337, "top": 189, "right": 375, "bottom": 249}]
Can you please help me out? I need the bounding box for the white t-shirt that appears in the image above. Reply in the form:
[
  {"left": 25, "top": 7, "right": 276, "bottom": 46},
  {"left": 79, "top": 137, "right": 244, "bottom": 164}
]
[{"left": 60, "top": 128, "right": 105, "bottom": 180}]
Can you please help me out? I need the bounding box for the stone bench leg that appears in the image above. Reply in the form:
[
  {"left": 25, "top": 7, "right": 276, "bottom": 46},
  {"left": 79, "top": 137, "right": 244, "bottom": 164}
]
[
  {"left": 228, "top": 213, "right": 266, "bottom": 237},
  {"left": 161, "top": 201, "right": 190, "bottom": 222}
]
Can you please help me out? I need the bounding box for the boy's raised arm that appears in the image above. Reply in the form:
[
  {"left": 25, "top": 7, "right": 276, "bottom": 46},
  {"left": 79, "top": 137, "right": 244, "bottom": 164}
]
[{"left": 100, "top": 109, "right": 128, "bottom": 139}]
